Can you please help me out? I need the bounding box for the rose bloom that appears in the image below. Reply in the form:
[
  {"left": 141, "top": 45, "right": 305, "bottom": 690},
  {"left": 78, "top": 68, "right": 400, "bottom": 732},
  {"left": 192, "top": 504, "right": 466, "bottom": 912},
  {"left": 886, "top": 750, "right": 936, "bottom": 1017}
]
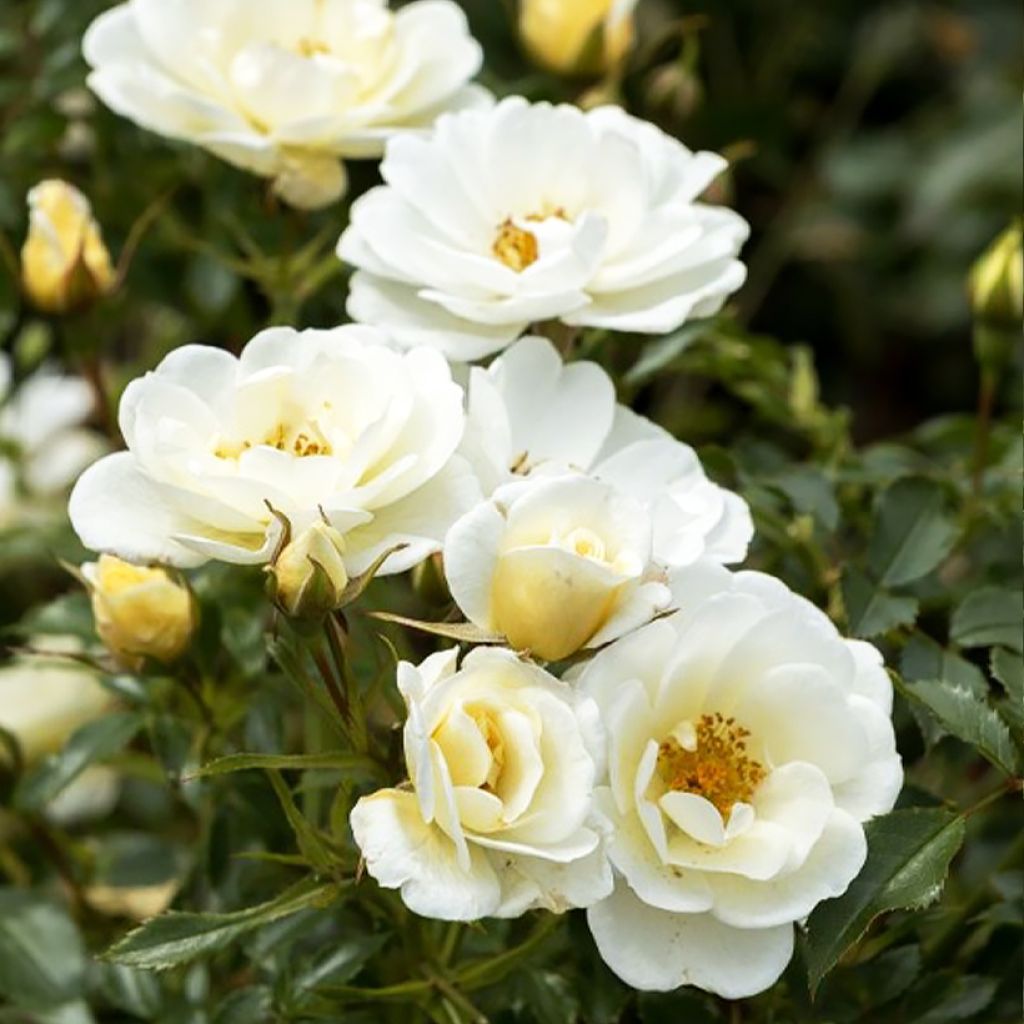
[
  {"left": 0, "top": 644, "right": 120, "bottom": 824},
  {"left": 0, "top": 355, "right": 105, "bottom": 529},
  {"left": 445, "top": 475, "right": 670, "bottom": 661},
  {"left": 460, "top": 336, "right": 752, "bottom": 567},
  {"left": 83, "top": 0, "right": 489, "bottom": 209},
  {"left": 575, "top": 562, "right": 902, "bottom": 997},
  {"left": 21, "top": 180, "right": 114, "bottom": 315},
  {"left": 69, "top": 326, "right": 477, "bottom": 574},
  {"left": 338, "top": 97, "right": 748, "bottom": 358},
  {"left": 351, "top": 647, "right": 612, "bottom": 919}
]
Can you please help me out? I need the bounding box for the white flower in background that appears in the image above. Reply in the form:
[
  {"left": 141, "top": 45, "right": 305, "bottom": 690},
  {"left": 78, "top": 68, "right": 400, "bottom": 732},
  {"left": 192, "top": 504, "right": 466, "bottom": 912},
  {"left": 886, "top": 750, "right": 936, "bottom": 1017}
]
[
  {"left": 576, "top": 562, "right": 902, "bottom": 997},
  {"left": 520, "top": 0, "right": 638, "bottom": 76},
  {"left": 351, "top": 647, "right": 612, "bottom": 919},
  {"left": 83, "top": 0, "right": 490, "bottom": 209},
  {"left": 69, "top": 326, "right": 477, "bottom": 574},
  {"left": 0, "top": 355, "right": 106, "bottom": 529},
  {"left": 21, "top": 180, "right": 115, "bottom": 315},
  {"left": 339, "top": 97, "right": 749, "bottom": 358},
  {"left": 460, "top": 336, "right": 753, "bottom": 567},
  {"left": 0, "top": 643, "right": 120, "bottom": 825},
  {"left": 445, "top": 475, "right": 670, "bottom": 661}
]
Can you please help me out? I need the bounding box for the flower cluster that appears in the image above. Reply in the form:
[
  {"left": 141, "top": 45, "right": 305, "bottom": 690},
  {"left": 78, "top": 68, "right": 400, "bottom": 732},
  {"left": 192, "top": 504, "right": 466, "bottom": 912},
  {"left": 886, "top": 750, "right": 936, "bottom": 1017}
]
[{"left": 57, "top": 0, "right": 902, "bottom": 1001}]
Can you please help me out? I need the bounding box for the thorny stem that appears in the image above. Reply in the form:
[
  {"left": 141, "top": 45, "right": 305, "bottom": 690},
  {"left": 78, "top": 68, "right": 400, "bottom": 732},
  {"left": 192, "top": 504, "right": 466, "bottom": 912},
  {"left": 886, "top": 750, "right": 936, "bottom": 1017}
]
[{"left": 312, "top": 639, "right": 350, "bottom": 730}]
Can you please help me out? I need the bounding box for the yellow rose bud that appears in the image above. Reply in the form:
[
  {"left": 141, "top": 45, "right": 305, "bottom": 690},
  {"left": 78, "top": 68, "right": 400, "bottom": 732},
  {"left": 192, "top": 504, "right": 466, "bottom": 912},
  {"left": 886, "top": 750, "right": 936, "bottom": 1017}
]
[
  {"left": 519, "top": 0, "right": 638, "bottom": 76},
  {"left": 83, "top": 555, "right": 196, "bottom": 670},
  {"left": 269, "top": 522, "right": 350, "bottom": 620},
  {"left": 20, "top": 179, "right": 115, "bottom": 315},
  {"left": 969, "top": 222, "right": 1023, "bottom": 332}
]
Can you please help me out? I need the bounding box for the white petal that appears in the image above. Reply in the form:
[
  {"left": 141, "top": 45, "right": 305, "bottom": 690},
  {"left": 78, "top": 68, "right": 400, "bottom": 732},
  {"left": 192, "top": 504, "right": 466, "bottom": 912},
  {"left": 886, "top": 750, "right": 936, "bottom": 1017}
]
[
  {"left": 350, "top": 790, "right": 500, "bottom": 921},
  {"left": 587, "top": 880, "right": 793, "bottom": 997},
  {"left": 443, "top": 498, "right": 505, "bottom": 629},
  {"left": 707, "top": 808, "right": 867, "bottom": 929},
  {"left": 68, "top": 452, "right": 209, "bottom": 567},
  {"left": 492, "top": 842, "right": 613, "bottom": 917}
]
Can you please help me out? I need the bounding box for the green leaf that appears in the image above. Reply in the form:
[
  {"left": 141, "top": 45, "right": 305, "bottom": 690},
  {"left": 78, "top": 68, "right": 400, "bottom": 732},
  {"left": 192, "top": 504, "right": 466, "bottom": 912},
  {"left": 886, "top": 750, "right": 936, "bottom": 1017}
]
[
  {"left": 103, "top": 879, "right": 340, "bottom": 971},
  {"left": 951, "top": 587, "right": 1024, "bottom": 652},
  {"left": 624, "top": 321, "right": 711, "bottom": 384},
  {"left": 904, "top": 680, "right": 1020, "bottom": 775},
  {"left": 365, "top": 611, "right": 503, "bottom": 644},
  {"left": 265, "top": 769, "right": 336, "bottom": 872},
  {"left": 0, "top": 890, "right": 86, "bottom": 1010},
  {"left": 991, "top": 647, "right": 1024, "bottom": 702},
  {"left": 15, "top": 712, "right": 142, "bottom": 812},
  {"left": 842, "top": 567, "right": 919, "bottom": 638},
  {"left": 867, "top": 478, "right": 958, "bottom": 587},
  {"left": 901, "top": 633, "right": 986, "bottom": 696},
  {"left": 187, "top": 751, "right": 383, "bottom": 782},
  {"left": 804, "top": 808, "right": 966, "bottom": 990}
]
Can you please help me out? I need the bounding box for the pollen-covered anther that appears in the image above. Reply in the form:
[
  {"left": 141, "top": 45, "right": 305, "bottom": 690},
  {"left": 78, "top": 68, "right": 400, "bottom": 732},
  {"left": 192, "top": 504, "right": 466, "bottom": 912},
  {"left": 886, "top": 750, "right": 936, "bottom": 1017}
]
[
  {"left": 492, "top": 218, "right": 539, "bottom": 271},
  {"left": 657, "top": 712, "right": 766, "bottom": 817}
]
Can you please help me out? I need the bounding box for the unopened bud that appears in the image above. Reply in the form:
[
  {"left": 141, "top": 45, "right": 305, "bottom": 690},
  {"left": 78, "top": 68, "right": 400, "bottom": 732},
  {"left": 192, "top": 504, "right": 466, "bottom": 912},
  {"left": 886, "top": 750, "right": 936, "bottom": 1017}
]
[
  {"left": 83, "top": 555, "right": 196, "bottom": 670},
  {"left": 21, "top": 180, "right": 114, "bottom": 316},
  {"left": 519, "top": 0, "right": 638, "bottom": 77},
  {"left": 269, "top": 522, "right": 350, "bottom": 620}
]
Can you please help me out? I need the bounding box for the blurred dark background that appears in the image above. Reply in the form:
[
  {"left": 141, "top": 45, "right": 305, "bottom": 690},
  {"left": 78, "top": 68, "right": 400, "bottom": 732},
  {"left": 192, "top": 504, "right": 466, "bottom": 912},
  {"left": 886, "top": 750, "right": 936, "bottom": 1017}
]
[{"left": 0, "top": 0, "right": 1021, "bottom": 445}]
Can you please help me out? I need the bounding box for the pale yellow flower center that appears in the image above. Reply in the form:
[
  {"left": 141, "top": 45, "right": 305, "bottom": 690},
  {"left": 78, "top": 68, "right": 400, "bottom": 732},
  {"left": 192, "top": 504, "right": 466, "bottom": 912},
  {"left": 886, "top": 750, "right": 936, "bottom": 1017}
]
[
  {"left": 492, "top": 206, "right": 569, "bottom": 272},
  {"left": 468, "top": 705, "right": 505, "bottom": 791},
  {"left": 657, "top": 713, "right": 766, "bottom": 817},
  {"left": 492, "top": 219, "right": 539, "bottom": 272},
  {"left": 214, "top": 415, "right": 334, "bottom": 459}
]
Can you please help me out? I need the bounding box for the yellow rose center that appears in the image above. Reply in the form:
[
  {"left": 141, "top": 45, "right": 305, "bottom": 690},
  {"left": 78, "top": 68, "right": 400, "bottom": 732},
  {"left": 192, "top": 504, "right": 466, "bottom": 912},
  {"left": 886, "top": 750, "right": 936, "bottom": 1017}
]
[
  {"left": 492, "top": 207, "right": 570, "bottom": 272},
  {"left": 657, "top": 713, "right": 766, "bottom": 817},
  {"left": 296, "top": 36, "right": 331, "bottom": 57},
  {"left": 214, "top": 416, "right": 334, "bottom": 459},
  {"left": 468, "top": 706, "right": 505, "bottom": 791},
  {"left": 493, "top": 219, "right": 539, "bottom": 272}
]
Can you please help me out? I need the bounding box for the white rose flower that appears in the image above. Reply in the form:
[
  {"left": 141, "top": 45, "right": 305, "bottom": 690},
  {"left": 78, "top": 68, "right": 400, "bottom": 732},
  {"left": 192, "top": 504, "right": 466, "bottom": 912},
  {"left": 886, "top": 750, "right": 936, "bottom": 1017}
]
[
  {"left": 69, "top": 326, "right": 479, "bottom": 574},
  {"left": 83, "top": 0, "right": 490, "bottom": 209},
  {"left": 0, "top": 355, "right": 106, "bottom": 528},
  {"left": 338, "top": 97, "right": 749, "bottom": 358},
  {"left": 576, "top": 562, "right": 902, "bottom": 998},
  {"left": 444, "top": 475, "right": 670, "bottom": 661},
  {"left": 460, "top": 335, "right": 753, "bottom": 567},
  {"left": 350, "top": 647, "right": 612, "bottom": 920},
  {"left": 0, "top": 645, "right": 120, "bottom": 825}
]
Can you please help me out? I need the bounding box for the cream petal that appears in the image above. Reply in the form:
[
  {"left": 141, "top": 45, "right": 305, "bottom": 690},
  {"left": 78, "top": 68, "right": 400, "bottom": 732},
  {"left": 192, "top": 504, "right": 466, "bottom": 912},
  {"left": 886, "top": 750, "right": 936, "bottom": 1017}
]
[
  {"left": 492, "top": 842, "right": 613, "bottom": 917},
  {"left": 488, "top": 336, "right": 616, "bottom": 473},
  {"left": 444, "top": 498, "right": 505, "bottom": 629},
  {"left": 350, "top": 790, "right": 500, "bottom": 921},
  {"left": 492, "top": 706, "right": 545, "bottom": 822},
  {"left": 707, "top": 808, "right": 867, "bottom": 929},
  {"left": 346, "top": 273, "right": 522, "bottom": 359},
  {"left": 69, "top": 452, "right": 209, "bottom": 567},
  {"left": 343, "top": 455, "right": 482, "bottom": 576},
  {"left": 433, "top": 702, "right": 493, "bottom": 788},
  {"left": 831, "top": 695, "right": 902, "bottom": 821},
  {"left": 660, "top": 791, "right": 727, "bottom": 847},
  {"left": 735, "top": 664, "right": 870, "bottom": 785},
  {"left": 598, "top": 790, "right": 714, "bottom": 914},
  {"left": 588, "top": 879, "right": 794, "bottom": 997}
]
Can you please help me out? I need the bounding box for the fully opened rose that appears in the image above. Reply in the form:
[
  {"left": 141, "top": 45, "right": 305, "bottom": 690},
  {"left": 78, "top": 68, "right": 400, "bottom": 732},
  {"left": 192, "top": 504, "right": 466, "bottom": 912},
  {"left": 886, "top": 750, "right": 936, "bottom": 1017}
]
[
  {"left": 444, "top": 474, "right": 671, "bottom": 661},
  {"left": 82, "top": 0, "right": 489, "bottom": 209},
  {"left": 339, "top": 97, "right": 749, "bottom": 358},
  {"left": 350, "top": 647, "right": 611, "bottom": 919},
  {"left": 69, "top": 326, "right": 477, "bottom": 573},
  {"left": 576, "top": 562, "right": 902, "bottom": 997}
]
